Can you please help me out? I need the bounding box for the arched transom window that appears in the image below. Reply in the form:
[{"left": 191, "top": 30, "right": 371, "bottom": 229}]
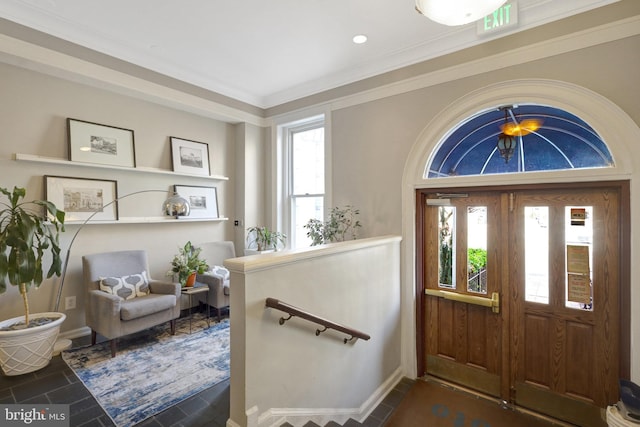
[{"left": 427, "top": 104, "right": 614, "bottom": 178}]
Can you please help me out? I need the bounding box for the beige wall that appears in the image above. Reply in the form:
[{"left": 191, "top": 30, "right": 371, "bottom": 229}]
[
  {"left": 329, "top": 35, "right": 640, "bottom": 240},
  {"left": 234, "top": 123, "right": 267, "bottom": 251},
  {"left": 0, "top": 63, "right": 240, "bottom": 332}
]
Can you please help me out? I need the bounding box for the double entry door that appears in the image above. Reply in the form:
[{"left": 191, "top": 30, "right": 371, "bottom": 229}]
[{"left": 418, "top": 184, "right": 626, "bottom": 427}]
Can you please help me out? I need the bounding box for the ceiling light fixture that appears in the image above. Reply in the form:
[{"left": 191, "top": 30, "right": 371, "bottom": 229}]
[
  {"left": 415, "top": 0, "right": 507, "bottom": 26},
  {"left": 352, "top": 34, "right": 368, "bottom": 44}
]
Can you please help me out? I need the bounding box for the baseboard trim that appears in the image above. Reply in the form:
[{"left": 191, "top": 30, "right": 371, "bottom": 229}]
[{"left": 256, "top": 366, "right": 405, "bottom": 427}]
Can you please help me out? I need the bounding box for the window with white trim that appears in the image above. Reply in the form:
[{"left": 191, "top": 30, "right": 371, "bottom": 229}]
[{"left": 281, "top": 116, "right": 326, "bottom": 248}]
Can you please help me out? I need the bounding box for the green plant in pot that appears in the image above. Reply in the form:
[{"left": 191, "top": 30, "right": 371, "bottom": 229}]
[
  {"left": 304, "top": 205, "right": 361, "bottom": 246},
  {"left": 167, "top": 241, "right": 209, "bottom": 287},
  {"left": 245, "top": 226, "right": 286, "bottom": 254},
  {"left": 0, "top": 186, "right": 66, "bottom": 375}
]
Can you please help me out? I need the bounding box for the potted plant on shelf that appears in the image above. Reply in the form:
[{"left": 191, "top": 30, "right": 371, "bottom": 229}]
[
  {"left": 304, "top": 205, "right": 361, "bottom": 246},
  {"left": 245, "top": 226, "right": 286, "bottom": 255},
  {"left": 0, "top": 186, "right": 66, "bottom": 376},
  {"left": 167, "top": 241, "right": 209, "bottom": 287}
]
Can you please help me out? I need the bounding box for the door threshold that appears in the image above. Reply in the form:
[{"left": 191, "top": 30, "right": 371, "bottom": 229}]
[{"left": 422, "top": 375, "right": 575, "bottom": 427}]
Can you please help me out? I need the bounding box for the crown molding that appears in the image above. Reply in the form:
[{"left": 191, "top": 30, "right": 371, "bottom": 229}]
[
  {"left": 0, "top": 33, "right": 268, "bottom": 127},
  {"left": 325, "top": 15, "right": 640, "bottom": 114}
]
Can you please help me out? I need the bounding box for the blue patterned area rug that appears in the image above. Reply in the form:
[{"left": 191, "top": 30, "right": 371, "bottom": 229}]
[{"left": 62, "top": 316, "right": 230, "bottom": 427}]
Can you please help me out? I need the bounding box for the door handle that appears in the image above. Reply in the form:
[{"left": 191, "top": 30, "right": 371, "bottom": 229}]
[{"left": 425, "top": 289, "right": 500, "bottom": 314}]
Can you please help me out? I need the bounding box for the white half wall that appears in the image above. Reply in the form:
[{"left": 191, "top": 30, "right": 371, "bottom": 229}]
[{"left": 224, "top": 236, "right": 402, "bottom": 427}]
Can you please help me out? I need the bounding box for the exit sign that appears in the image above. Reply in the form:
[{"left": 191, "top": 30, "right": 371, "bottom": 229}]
[{"left": 477, "top": 1, "right": 518, "bottom": 36}]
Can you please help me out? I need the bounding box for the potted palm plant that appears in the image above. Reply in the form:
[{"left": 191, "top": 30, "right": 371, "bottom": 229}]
[
  {"left": 167, "top": 241, "right": 209, "bottom": 287},
  {"left": 245, "top": 226, "right": 286, "bottom": 255},
  {"left": 0, "top": 186, "right": 66, "bottom": 376}
]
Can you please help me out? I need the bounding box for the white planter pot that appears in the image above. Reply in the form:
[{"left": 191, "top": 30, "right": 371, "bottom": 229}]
[{"left": 0, "top": 312, "right": 66, "bottom": 376}]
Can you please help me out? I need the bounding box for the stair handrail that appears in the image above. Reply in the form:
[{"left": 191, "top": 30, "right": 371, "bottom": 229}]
[{"left": 265, "top": 297, "right": 371, "bottom": 344}]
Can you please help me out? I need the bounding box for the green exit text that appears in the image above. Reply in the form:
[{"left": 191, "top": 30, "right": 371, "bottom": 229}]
[{"left": 477, "top": 1, "right": 518, "bottom": 35}]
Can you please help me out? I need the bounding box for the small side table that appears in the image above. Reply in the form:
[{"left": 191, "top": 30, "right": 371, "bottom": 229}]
[{"left": 181, "top": 285, "right": 210, "bottom": 333}]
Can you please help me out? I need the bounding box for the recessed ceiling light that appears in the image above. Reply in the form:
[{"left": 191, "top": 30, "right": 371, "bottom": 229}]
[{"left": 352, "top": 34, "right": 368, "bottom": 44}]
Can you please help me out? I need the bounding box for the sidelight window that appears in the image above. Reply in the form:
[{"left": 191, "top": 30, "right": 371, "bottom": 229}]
[
  {"left": 525, "top": 206, "right": 549, "bottom": 304},
  {"left": 438, "top": 206, "right": 456, "bottom": 289},
  {"left": 565, "top": 206, "right": 593, "bottom": 311},
  {"left": 467, "top": 206, "right": 487, "bottom": 294}
]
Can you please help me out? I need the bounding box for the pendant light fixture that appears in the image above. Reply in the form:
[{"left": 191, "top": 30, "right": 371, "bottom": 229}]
[
  {"left": 415, "top": 0, "right": 507, "bottom": 26},
  {"left": 496, "top": 108, "right": 516, "bottom": 163},
  {"left": 496, "top": 106, "right": 544, "bottom": 163}
]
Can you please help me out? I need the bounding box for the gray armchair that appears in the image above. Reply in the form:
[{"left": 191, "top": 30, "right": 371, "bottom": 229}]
[
  {"left": 82, "top": 250, "right": 181, "bottom": 357},
  {"left": 195, "top": 241, "right": 236, "bottom": 320}
]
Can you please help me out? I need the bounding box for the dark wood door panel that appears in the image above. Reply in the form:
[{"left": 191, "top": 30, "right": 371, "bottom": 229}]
[
  {"left": 426, "top": 298, "right": 500, "bottom": 373},
  {"left": 565, "top": 321, "right": 595, "bottom": 400},
  {"left": 522, "top": 314, "right": 551, "bottom": 387}
]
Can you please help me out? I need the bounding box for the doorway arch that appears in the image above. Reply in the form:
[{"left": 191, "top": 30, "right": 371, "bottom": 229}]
[{"left": 400, "top": 78, "right": 639, "bottom": 383}]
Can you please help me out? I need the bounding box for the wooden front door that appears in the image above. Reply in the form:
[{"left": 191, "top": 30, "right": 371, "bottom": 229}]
[
  {"left": 418, "top": 184, "right": 626, "bottom": 427},
  {"left": 422, "top": 191, "right": 506, "bottom": 399},
  {"left": 509, "top": 187, "right": 621, "bottom": 426}
]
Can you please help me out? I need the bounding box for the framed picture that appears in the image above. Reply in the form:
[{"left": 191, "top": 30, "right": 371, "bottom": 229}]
[
  {"left": 174, "top": 184, "right": 218, "bottom": 219},
  {"left": 44, "top": 175, "right": 118, "bottom": 222},
  {"left": 67, "top": 118, "right": 136, "bottom": 168},
  {"left": 170, "top": 137, "right": 211, "bottom": 176}
]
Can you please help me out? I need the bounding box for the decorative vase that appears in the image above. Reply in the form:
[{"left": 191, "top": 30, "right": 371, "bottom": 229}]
[
  {"left": 185, "top": 272, "right": 197, "bottom": 287},
  {"left": 0, "top": 312, "right": 66, "bottom": 376}
]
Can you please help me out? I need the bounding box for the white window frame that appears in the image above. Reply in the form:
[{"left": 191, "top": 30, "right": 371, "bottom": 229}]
[{"left": 273, "top": 109, "right": 331, "bottom": 249}]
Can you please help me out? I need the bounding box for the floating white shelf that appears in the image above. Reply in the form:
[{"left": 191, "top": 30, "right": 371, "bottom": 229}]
[
  {"left": 14, "top": 153, "right": 229, "bottom": 181},
  {"left": 62, "top": 217, "right": 229, "bottom": 225},
  {"left": 17, "top": 152, "right": 229, "bottom": 226}
]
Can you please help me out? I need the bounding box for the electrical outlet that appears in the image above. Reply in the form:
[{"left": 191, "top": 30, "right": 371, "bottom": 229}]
[{"left": 65, "top": 296, "right": 76, "bottom": 310}]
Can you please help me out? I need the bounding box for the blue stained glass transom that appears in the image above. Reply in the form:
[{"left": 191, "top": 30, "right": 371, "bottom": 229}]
[{"left": 427, "top": 105, "right": 614, "bottom": 178}]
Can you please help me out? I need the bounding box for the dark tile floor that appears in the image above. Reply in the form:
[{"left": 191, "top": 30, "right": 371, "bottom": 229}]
[
  {"left": 0, "top": 333, "right": 231, "bottom": 427},
  {"left": 0, "top": 314, "right": 413, "bottom": 427}
]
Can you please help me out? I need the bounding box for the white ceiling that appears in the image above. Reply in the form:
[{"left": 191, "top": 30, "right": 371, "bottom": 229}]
[{"left": 0, "top": 0, "right": 619, "bottom": 108}]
